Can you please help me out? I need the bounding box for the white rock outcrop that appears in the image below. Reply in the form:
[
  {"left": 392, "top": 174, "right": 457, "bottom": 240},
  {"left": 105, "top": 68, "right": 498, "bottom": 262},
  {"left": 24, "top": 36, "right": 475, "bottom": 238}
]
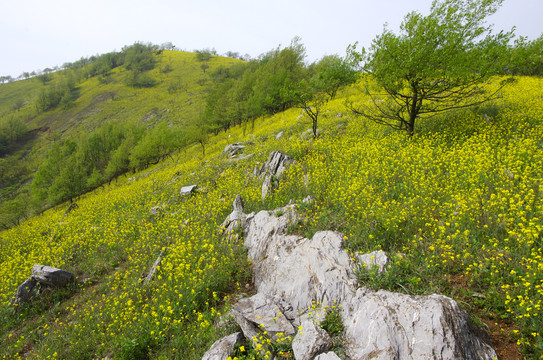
[{"left": 207, "top": 200, "right": 499, "bottom": 360}]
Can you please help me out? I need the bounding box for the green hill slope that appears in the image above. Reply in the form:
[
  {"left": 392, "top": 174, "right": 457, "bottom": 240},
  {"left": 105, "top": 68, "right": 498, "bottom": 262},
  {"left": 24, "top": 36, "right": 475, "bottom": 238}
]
[
  {"left": 0, "top": 48, "right": 243, "bottom": 228},
  {"left": 0, "top": 74, "right": 542, "bottom": 358}
]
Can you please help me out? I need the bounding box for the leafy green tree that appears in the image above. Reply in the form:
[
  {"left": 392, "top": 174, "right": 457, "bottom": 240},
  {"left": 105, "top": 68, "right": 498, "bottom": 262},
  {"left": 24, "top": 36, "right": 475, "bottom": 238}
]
[
  {"left": 348, "top": 0, "right": 514, "bottom": 136},
  {"left": 123, "top": 42, "right": 158, "bottom": 72},
  {"left": 509, "top": 34, "right": 543, "bottom": 76},
  {"left": 312, "top": 55, "right": 359, "bottom": 99}
]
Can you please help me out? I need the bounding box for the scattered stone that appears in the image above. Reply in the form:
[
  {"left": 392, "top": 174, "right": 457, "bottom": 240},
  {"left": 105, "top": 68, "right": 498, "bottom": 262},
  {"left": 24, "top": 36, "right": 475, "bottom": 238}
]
[
  {"left": 356, "top": 250, "right": 390, "bottom": 273},
  {"left": 256, "top": 151, "right": 294, "bottom": 200},
  {"left": 223, "top": 143, "right": 245, "bottom": 158},
  {"left": 257, "top": 151, "right": 294, "bottom": 179},
  {"left": 32, "top": 265, "right": 75, "bottom": 287},
  {"left": 180, "top": 185, "right": 198, "bottom": 196},
  {"left": 292, "top": 320, "right": 332, "bottom": 360},
  {"left": 276, "top": 131, "right": 284, "bottom": 139},
  {"left": 302, "top": 195, "right": 315, "bottom": 204},
  {"left": 143, "top": 251, "right": 163, "bottom": 286},
  {"left": 201, "top": 332, "right": 243, "bottom": 360},
  {"left": 149, "top": 205, "right": 163, "bottom": 217}
]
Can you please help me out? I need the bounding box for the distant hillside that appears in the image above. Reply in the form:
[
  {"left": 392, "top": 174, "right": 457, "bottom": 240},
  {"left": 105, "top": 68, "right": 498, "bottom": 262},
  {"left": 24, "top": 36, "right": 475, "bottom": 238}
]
[{"left": 0, "top": 46, "right": 243, "bottom": 228}]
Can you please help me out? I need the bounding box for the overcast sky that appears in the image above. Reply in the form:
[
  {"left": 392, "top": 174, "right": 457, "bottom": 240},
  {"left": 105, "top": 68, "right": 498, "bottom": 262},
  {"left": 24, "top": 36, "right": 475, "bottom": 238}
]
[{"left": 1, "top": 0, "right": 541, "bottom": 78}]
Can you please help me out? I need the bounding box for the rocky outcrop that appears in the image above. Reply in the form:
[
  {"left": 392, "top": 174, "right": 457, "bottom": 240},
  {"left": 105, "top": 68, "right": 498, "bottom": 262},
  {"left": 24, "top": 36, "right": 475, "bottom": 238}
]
[
  {"left": 223, "top": 143, "right": 245, "bottom": 158},
  {"left": 201, "top": 332, "right": 243, "bottom": 360},
  {"left": 206, "top": 199, "right": 498, "bottom": 360},
  {"left": 256, "top": 151, "right": 295, "bottom": 200},
  {"left": 12, "top": 265, "right": 75, "bottom": 304}
]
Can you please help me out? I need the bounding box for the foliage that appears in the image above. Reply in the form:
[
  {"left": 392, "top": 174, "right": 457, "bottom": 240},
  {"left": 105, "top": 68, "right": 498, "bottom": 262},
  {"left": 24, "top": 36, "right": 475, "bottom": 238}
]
[
  {"left": 509, "top": 34, "right": 543, "bottom": 76},
  {"left": 348, "top": 0, "right": 514, "bottom": 136}
]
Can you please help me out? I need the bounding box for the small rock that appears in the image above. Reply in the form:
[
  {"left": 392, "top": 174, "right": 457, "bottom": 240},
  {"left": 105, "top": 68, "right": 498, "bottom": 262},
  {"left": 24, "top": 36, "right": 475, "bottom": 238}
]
[
  {"left": 292, "top": 320, "right": 332, "bottom": 360},
  {"left": 149, "top": 205, "right": 163, "bottom": 216},
  {"left": 302, "top": 195, "right": 315, "bottom": 204},
  {"left": 223, "top": 143, "right": 245, "bottom": 158},
  {"left": 276, "top": 131, "right": 284, "bottom": 139},
  {"left": 180, "top": 185, "right": 197, "bottom": 196},
  {"left": 356, "top": 250, "right": 389, "bottom": 273},
  {"left": 201, "top": 332, "right": 243, "bottom": 360}
]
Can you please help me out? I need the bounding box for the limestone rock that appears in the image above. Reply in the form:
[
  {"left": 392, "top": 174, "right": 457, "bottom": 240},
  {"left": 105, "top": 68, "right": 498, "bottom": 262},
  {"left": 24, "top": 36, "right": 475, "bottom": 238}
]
[
  {"left": 314, "top": 352, "right": 341, "bottom": 360},
  {"left": 219, "top": 195, "right": 247, "bottom": 241},
  {"left": 292, "top": 320, "right": 332, "bottom": 360},
  {"left": 232, "top": 293, "right": 295, "bottom": 342},
  {"left": 275, "top": 131, "right": 284, "bottom": 139},
  {"left": 342, "top": 289, "right": 498, "bottom": 360},
  {"left": 257, "top": 151, "right": 294, "bottom": 200},
  {"left": 143, "top": 251, "right": 163, "bottom": 286},
  {"left": 257, "top": 151, "right": 294, "bottom": 179},
  {"left": 243, "top": 206, "right": 357, "bottom": 312},
  {"left": 201, "top": 332, "right": 243, "bottom": 360},
  {"left": 180, "top": 185, "right": 198, "bottom": 196},
  {"left": 32, "top": 265, "right": 74, "bottom": 287},
  {"left": 223, "top": 143, "right": 245, "bottom": 158}
]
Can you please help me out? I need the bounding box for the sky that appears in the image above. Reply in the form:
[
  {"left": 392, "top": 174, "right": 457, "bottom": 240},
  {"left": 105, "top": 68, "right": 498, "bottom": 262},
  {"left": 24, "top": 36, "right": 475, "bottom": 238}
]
[{"left": 1, "top": 0, "right": 541, "bottom": 78}]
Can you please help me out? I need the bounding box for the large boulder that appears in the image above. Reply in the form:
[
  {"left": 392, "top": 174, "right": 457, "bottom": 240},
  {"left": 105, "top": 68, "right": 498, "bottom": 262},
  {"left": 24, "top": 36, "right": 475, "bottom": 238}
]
[
  {"left": 12, "top": 265, "right": 75, "bottom": 304},
  {"left": 342, "top": 289, "right": 498, "bottom": 360}
]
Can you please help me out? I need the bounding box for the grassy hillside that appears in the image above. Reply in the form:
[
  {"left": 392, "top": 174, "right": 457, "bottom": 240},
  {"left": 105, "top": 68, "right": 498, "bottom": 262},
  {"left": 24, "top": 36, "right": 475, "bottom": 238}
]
[
  {"left": 0, "top": 74, "right": 542, "bottom": 359},
  {"left": 0, "top": 49, "right": 243, "bottom": 228}
]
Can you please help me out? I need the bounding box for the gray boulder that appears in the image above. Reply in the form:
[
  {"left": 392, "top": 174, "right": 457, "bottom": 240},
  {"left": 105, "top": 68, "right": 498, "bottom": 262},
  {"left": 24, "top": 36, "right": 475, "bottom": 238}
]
[
  {"left": 342, "top": 288, "right": 498, "bottom": 360},
  {"left": 32, "top": 265, "right": 74, "bottom": 287},
  {"left": 12, "top": 277, "right": 38, "bottom": 304},
  {"left": 201, "top": 332, "right": 243, "bottom": 360},
  {"left": 292, "top": 320, "right": 332, "bottom": 360}
]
